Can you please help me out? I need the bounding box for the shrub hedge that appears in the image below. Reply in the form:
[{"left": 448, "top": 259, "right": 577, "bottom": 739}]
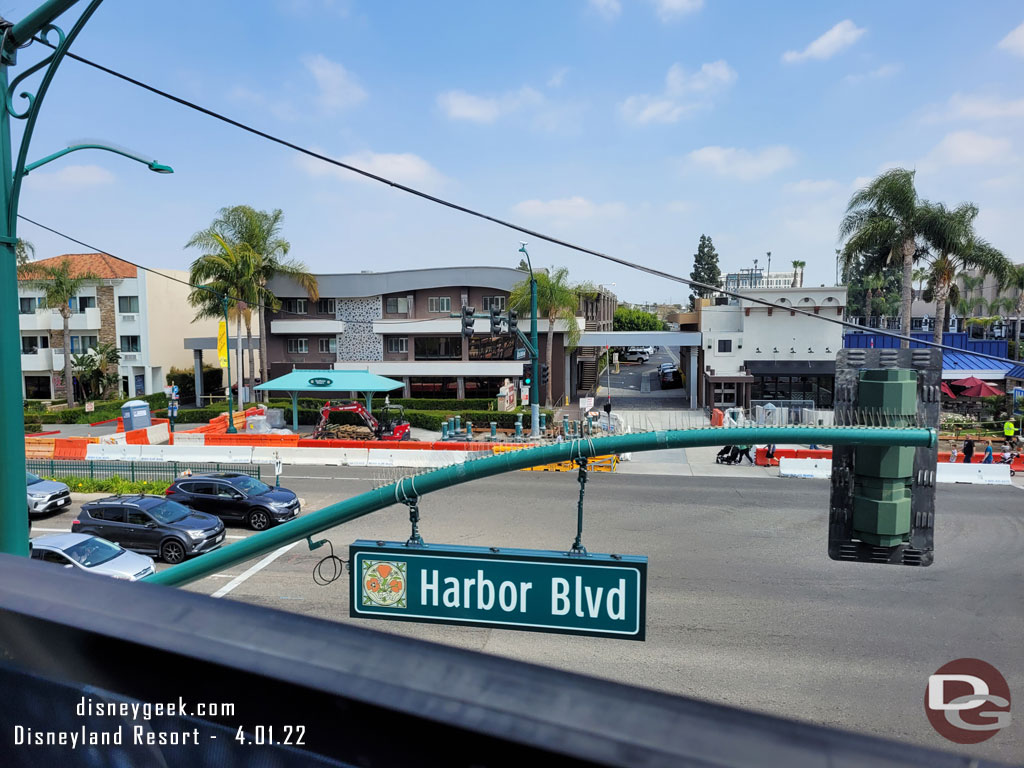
[{"left": 46, "top": 392, "right": 170, "bottom": 424}]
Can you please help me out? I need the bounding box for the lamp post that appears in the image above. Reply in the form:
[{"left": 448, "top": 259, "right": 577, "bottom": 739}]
[
  {"left": 597, "top": 283, "right": 616, "bottom": 416},
  {"left": 1, "top": 1, "right": 176, "bottom": 557},
  {"left": 518, "top": 243, "right": 539, "bottom": 437},
  {"left": 193, "top": 284, "right": 237, "bottom": 434}
]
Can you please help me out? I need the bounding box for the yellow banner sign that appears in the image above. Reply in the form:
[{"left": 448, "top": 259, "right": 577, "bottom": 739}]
[{"left": 217, "top": 321, "right": 228, "bottom": 369}]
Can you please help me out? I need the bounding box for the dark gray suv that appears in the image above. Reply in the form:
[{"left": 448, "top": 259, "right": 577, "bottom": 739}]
[{"left": 73, "top": 495, "right": 225, "bottom": 564}]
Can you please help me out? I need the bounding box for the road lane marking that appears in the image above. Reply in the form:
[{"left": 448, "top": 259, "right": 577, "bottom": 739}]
[{"left": 210, "top": 542, "right": 299, "bottom": 598}]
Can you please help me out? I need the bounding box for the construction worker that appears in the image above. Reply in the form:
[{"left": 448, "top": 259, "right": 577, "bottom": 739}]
[{"left": 1004, "top": 418, "right": 1017, "bottom": 448}]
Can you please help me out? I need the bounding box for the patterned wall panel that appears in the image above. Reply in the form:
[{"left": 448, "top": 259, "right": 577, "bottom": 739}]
[{"left": 337, "top": 297, "right": 382, "bottom": 361}]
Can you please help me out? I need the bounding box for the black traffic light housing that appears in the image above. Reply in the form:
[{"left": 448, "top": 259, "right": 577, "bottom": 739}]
[
  {"left": 508, "top": 308, "right": 518, "bottom": 335},
  {"left": 541, "top": 362, "right": 550, "bottom": 387},
  {"left": 522, "top": 362, "right": 532, "bottom": 386},
  {"left": 461, "top": 305, "right": 475, "bottom": 338}
]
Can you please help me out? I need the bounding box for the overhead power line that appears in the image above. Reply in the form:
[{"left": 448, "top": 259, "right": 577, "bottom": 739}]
[{"left": 28, "top": 40, "right": 1024, "bottom": 367}]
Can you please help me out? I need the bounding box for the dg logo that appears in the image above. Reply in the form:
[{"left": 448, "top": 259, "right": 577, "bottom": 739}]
[{"left": 925, "top": 658, "right": 1011, "bottom": 744}]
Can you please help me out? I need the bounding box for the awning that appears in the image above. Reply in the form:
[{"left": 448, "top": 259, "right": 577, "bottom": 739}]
[{"left": 255, "top": 369, "right": 403, "bottom": 433}]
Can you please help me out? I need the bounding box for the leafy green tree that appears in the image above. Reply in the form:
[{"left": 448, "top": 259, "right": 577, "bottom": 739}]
[
  {"left": 19, "top": 257, "right": 99, "bottom": 407},
  {"left": 999, "top": 264, "right": 1024, "bottom": 360},
  {"left": 688, "top": 234, "right": 721, "bottom": 309},
  {"left": 186, "top": 206, "right": 318, "bottom": 395},
  {"left": 613, "top": 307, "right": 664, "bottom": 331},
  {"left": 15, "top": 238, "right": 34, "bottom": 267},
  {"left": 71, "top": 341, "right": 122, "bottom": 400},
  {"left": 840, "top": 169, "right": 933, "bottom": 346},
  {"left": 509, "top": 266, "right": 595, "bottom": 406}
]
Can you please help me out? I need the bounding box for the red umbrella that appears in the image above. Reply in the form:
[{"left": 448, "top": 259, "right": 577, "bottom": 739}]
[
  {"left": 950, "top": 376, "right": 986, "bottom": 389},
  {"left": 940, "top": 382, "right": 957, "bottom": 399},
  {"left": 959, "top": 382, "right": 1004, "bottom": 397}
]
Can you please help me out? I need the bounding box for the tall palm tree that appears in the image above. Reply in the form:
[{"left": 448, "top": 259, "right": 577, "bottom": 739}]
[
  {"left": 999, "top": 264, "right": 1024, "bottom": 360},
  {"left": 15, "top": 238, "right": 34, "bottom": 267},
  {"left": 912, "top": 266, "right": 929, "bottom": 301},
  {"left": 839, "top": 169, "right": 931, "bottom": 347},
  {"left": 18, "top": 257, "right": 99, "bottom": 407},
  {"left": 863, "top": 274, "right": 886, "bottom": 323},
  {"left": 918, "top": 202, "right": 1009, "bottom": 345},
  {"left": 187, "top": 206, "right": 318, "bottom": 396},
  {"left": 790, "top": 260, "right": 799, "bottom": 288},
  {"left": 509, "top": 267, "right": 596, "bottom": 407}
]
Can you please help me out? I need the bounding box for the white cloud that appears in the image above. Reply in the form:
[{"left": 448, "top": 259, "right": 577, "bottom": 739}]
[
  {"left": 997, "top": 21, "right": 1024, "bottom": 57},
  {"left": 302, "top": 54, "right": 366, "bottom": 111},
  {"left": 784, "top": 179, "right": 841, "bottom": 195},
  {"left": 686, "top": 145, "right": 796, "bottom": 180},
  {"left": 922, "top": 131, "right": 1013, "bottom": 168},
  {"left": 653, "top": 0, "right": 703, "bottom": 22},
  {"left": 620, "top": 60, "right": 736, "bottom": 124},
  {"left": 24, "top": 164, "right": 115, "bottom": 191},
  {"left": 548, "top": 67, "right": 569, "bottom": 88},
  {"left": 783, "top": 20, "right": 865, "bottom": 63},
  {"left": 588, "top": 0, "right": 621, "bottom": 20},
  {"left": 437, "top": 86, "right": 543, "bottom": 124},
  {"left": 512, "top": 196, "right": 626, "bottom": 220},
  {"left": 933, "top": 92, "right": 1024, "bottom": 121},
  {"left": 844, "top": 63, "right": 900, "bottom": 84},
  {"left": 297, "top": 149, "right": 446, "bottom": 189}
]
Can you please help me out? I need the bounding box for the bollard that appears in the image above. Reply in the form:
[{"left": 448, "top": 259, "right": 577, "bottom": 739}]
[
  {"left": 515, "top": 421, "right": 523, "bottom": 439},
  {"left": 441, "top": 423, "right": 448, "bottom": 440},
  {"left": 587, "top": 416, "right": 593, "bottom": 435},
  {"left": 455, "top": 415, "right": 461, "bottom": 434},
  {"left": 466, "top": 421, "right": 473, "bottom": 439},
  {"left": 490, "top": 421, "right": 497, "bottom": 438},
  {"left": 563, "top": 415, "right": 569, "bottom": 439},
  {"left": 448, "top": 416, "right": 455, "bottom": 435},
  {"left": 540, "top": 412, "right": 547, "bottom": 432}
]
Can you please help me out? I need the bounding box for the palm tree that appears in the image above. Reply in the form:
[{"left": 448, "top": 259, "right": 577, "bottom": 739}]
[
  {"left": 186, "top": 206, "right": 317, "bottom": 396},
  {"left": 863, "top": 274, "right": 886, "bottom": 323},
  {"left": 912, "top": 267, "right": 929, "bottom": 301},
  {"left": 918, "top": 202, "right": 1009, "bottom": 345},
  {"left": 839, "top": 169, "right": 931, "bottom": 347},
  {"left": 18, "top": 257, "right": 99, "bottom": 407},
  {"left": 790, "top": 260, "right": 800, "bottom": 288},
  {"left": 999, "top": 264, "right": 1024, "bottom": 360},
  {"left": 15, "top": 238, "right": 34, "bottom": 267},
  {"left": 509, "top": 266, "right": 596, "bottom": 407}
]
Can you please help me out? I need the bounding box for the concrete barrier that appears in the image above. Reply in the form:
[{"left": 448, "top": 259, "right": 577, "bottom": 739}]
[
  {"left": 86, "top": 444, "right": 142, "bottom": 462},
  {"left": 98, "top": 432, "right": 127, "bottom": 445},
  {"left": 146, "top": 422, "right": 170, "bottom": 445},
  {"left": 778, "top": 457, "right": 832, "bottom": 479},
  {"left": 936, "top": 463, "right": 1011, "bottom": 485},
  {"left": 172, "top": 432, "right": 206, "bottom": 446}
]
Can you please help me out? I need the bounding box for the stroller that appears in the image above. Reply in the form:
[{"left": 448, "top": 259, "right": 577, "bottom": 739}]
[
  {"left": 716, "top": 445, "right": 742, "bottom": 465},
  {"left": 998, "top": 450, "right": 1019, "bottom": 477}
]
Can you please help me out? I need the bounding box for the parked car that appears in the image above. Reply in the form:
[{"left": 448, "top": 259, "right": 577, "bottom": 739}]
[
  {"left": 165, "top": 472, "right": 300, "bottom": 531},
  {"left": 26, "top": 472, "right": 71, "bottom": 517},
  {"left": 30, "top": 533, "right": 155, "bottom": 580},
  {"left": 658, "top": 363, "right": 677, "bottom": 373},
  {"left": 621, "top": 348, "right": 649, "bottom": 363},
  {"left": 643, "top": 346, "right": 656, "bottom": 355},
  {"left": 73, "top": 495, "right": 225, "bottom": 564},
  {"left": 660, "top": 367, "right": 683, "bottom": 389}
]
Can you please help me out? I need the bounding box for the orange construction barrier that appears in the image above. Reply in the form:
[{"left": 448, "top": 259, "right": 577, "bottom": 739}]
[{"left": 711, "top": 409, "right": 724, "bottom": 427}]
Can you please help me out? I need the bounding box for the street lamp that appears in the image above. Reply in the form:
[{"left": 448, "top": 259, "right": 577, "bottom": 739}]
[
  {"left": 518, "top": 243, "right": 540, "bottom": 437},
  {"left": 1, "top": 1, "right": 175, "bottom": 557},
  {"left": 598, "top": 283, "right": 616, "bottom": 414},
  {"left": 23, "top": 143, "right": 174, "bottom": 176}
]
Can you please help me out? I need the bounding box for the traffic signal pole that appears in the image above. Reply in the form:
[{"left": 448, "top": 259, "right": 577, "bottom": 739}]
[{"left": 519, "top": 243, "right": 539, "bottom": 437}]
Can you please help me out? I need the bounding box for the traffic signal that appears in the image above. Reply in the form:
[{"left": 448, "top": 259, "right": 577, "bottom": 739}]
[
  {"left": 541, "top": 362, "right": 550, "bottom": 387},
  {"left": 522, "top": 362, "right": 532, "bottom": 385},
  {"left": 508, "top": 308, "right": 518, "bottom": 335},
  {"left": 461, "top": 305, "right": 475, "bottom": 338},
  {"left": 490, "top": 304, "right": 501, "bottom": 335}
]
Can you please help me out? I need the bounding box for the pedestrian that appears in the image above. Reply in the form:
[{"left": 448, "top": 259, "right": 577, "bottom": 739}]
[
  {"left": 765, "top": 444, "right": 777, "bottom": 465},
  {"left": 948, "top": 441, "right": 958, "bottom": 463},
  {"left": 737, "top": 444, "right": 754, "bottom": 465},
  {"left": 962, "top": 436, "right": 975, "bottom": 464},
  {"left": 982, "top": 440, "right": 994, "bottom": 464},
  {"left": 1004, "top": 418, "right": 1017, "bottom": 448}
]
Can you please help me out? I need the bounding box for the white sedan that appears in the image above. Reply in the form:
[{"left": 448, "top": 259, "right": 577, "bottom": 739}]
[{"left": 30, "top": 533, "right": 156, "bottom": 581}]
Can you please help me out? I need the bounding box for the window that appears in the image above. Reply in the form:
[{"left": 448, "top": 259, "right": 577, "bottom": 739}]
[
  {"left": 24, "top": 376, "right": 50, "bottom": 398},
  {"left": 126, "top": 511, "right": 150, "bottom": 526},
  {"left": 287, "top": 338, "right": 308, "bottom": 354},
  {"left": 283, "top": 299, "right": 307, "bottom": 315},
  {"left": 414, "top": 336, "right": 462, "bottom": 360},
  {"left": 717, "top": 339, "right": 732, "bottom": 353},
  {"left": 190, "top": 482, "right": 216, "bottom": 495},
  {"left": 37, "top": 550, "right": 71, "bottom": 565},
  {"left": 118, "top": 295, "right": 139, "bottom": 313},
  {"left": 318, "top": 338, "right": 337, "bottom": 354},
  {"left": 386, "top": 337, "right": 408, "bottom": 354},
  {"left": 120, "top": 336, "right": 141, "bottom": 353},
  {"left": 91, "top": 507, "right": 125, "bottom": 523},
  {"left": 427, "top": 297, "right": 451, "bottom": 313},
  {"left": 317, "top": 298, "right": 336, "bottom": 315},
  {"left": 386, "top": 297, "right": 410, "bottom": 314},
  {"left": 482, "top": 296, "right": 506, "bottom": 311},
  {"left": 21, "top": 336, "right": 39, "bottom": 354},
  {"left": 19, "top": 297, "right": 36, "bottom": 314},
  {"left": 70, "top": 336, "right": 97, "bottom": 353},
  {"left": 74, "top": 296, "right": 96, "bottom": 313}
]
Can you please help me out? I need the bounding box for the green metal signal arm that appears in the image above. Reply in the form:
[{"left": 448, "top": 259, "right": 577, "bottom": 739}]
[
  {"left": 146, "top": 425, "right": 937, "bottom": 588},
  {"left": 23, "top": 143, "right": 173, "bottom": 175}
]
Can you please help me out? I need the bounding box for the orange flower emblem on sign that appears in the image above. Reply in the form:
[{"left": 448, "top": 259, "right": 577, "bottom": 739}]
[{"left": 361, "top": 560, "right": 407, "bottom": 608}]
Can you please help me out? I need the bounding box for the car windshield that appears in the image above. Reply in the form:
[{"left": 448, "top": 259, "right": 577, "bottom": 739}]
[
  {"left": 26, "top": 472, "right": 42, "bottom": 485},
  {"left": 64, "top": 538, "right": 122, "bottom": 568},
  {"left": 234, "top": 476, "right": 271, "bottom": 495},
  {"left": 146, "top": 500, "right": 192, "bottom": 524}
]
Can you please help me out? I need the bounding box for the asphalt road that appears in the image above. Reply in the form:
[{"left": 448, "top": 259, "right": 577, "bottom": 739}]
[
  {"left": 598, "top": 347, "right": 688, "bottom": 406},
  {"left": 30, "top": 472, "right": 1024, "bottom": 762}
]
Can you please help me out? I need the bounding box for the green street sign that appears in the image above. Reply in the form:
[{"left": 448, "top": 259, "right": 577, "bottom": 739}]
[
  {"left": 349, "top": 541, "right": 647, "bottom": 640},
  {"left": 308, "top": 377, "right": 332, "bottom": 387}
]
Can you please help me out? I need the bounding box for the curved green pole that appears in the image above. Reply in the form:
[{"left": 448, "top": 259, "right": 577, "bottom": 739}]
[
  {"left": 146, "top": 426, "right": 937, "bottom": 587},
  {"left": 23, "top": 143, "right": 173, "bottom": 175}
]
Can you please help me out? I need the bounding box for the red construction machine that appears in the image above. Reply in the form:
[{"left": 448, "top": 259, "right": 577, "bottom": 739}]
[{"left": 311, "top": 400, "right": 412, "bottom": 441}]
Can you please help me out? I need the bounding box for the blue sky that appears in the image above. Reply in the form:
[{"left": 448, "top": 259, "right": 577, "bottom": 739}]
[{"left": 7, "top": 0, "right": 1024, "bottom": 304}]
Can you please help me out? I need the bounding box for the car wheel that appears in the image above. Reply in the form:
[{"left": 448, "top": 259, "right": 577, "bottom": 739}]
[
  {"left": 248, "top": 509, "right": 271, "bottom": 531},
  {"left": 160, "top": 539, "right": 187, "bottom": 564}
]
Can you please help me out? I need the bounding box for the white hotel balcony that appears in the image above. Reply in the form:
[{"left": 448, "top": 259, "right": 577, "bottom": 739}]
[
  {"left": 20, "top": 349, "right": 53, "bottom": 372},
  {"left": 18, "top": 307, "right": 101, "bottom": 332}
]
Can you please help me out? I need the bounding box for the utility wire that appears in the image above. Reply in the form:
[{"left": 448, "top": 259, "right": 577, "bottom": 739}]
[{"left": 30, "top": 40, "right": 1024, "bottom": 368}]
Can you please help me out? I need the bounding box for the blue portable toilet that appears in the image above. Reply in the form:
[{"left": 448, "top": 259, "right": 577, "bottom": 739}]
[{"left": 121, "top": 399, "right": 152, "bottom": 431}]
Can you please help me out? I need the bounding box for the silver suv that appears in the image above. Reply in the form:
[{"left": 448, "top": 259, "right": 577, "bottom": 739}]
[{"left": 26, "top": 471, "right": 71, "bottom": 517}]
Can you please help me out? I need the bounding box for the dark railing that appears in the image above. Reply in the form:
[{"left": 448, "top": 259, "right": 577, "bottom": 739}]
[
  {"left": 0, "top": 554, "right": 998, "bottom": 768},
  {"left": 25, "top": 459, "right": 261, "bottom": 482}
]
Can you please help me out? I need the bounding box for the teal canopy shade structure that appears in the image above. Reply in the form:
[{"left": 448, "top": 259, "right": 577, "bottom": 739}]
[{"left": 255, "top": 369, "right": 404, "bottom": 432}]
